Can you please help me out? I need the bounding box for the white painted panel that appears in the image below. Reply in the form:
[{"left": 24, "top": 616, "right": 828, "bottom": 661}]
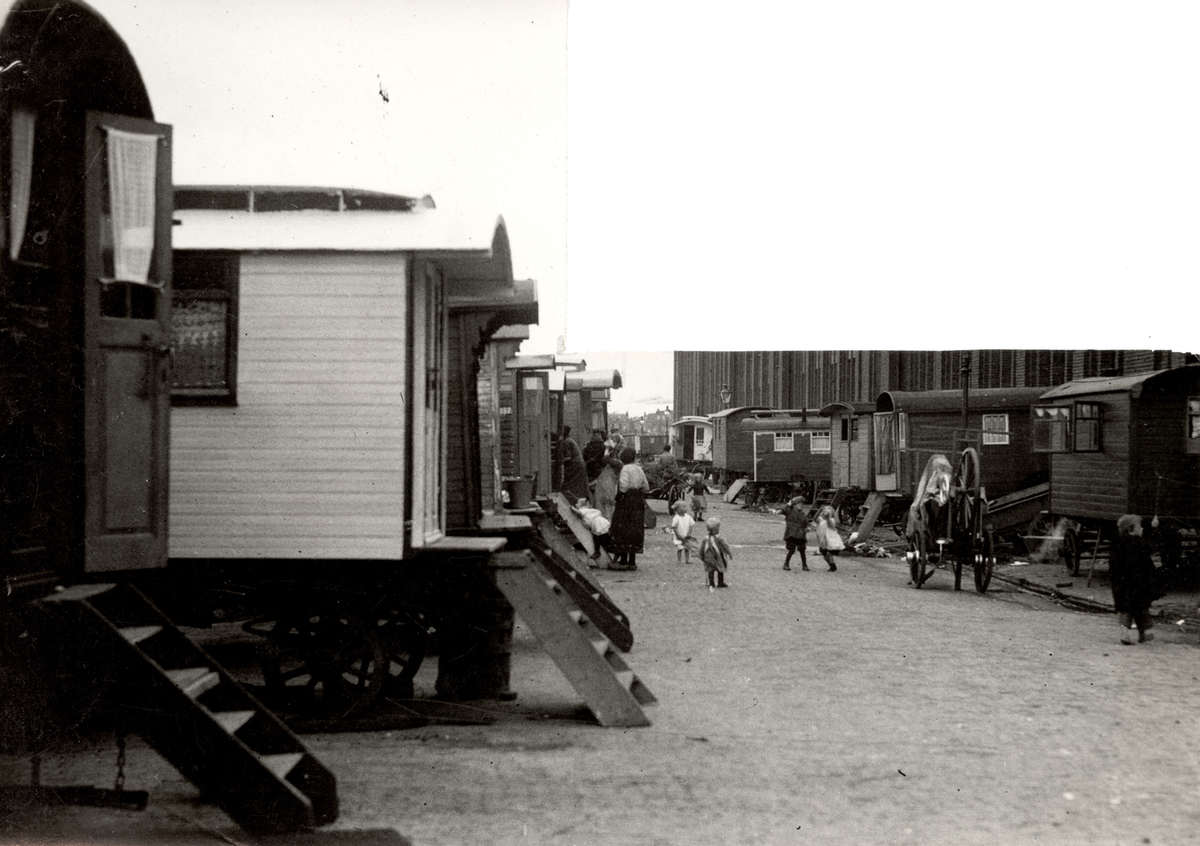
[{"left": 170, "top": 251, "right": 409, "bottom": 559}]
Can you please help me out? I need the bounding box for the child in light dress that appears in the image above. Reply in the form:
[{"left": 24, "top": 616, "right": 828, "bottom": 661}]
[
  {"left": 669, "top": 500, "right": 698, "bottom": 564},
  {"left": 699, "top": 517, "right": 732, "bottom": 590},
  {"left": 573, "top": 497, "right": 613, "bottom": 563}
]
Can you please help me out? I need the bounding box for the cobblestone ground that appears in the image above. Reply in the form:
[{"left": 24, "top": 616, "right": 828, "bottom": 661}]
[{"left": 4, "top": 499, "right": 1200, "bottom": 845}]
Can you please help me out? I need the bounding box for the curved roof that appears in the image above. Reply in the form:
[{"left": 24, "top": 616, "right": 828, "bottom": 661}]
[
  {"left": 564, "top": 370, "right": 622, "bottom": 390},
  {"left": 876, "top": 387, "right": 1046, "bottom": 413},
  {"left": 1038, "top": 365, "right": 1200, "bottom": 400},
  {"left": 670, "top": 416, "right": 712, "bottom": 428},
  {"left": 819, "top": 400, "right": 874, "bottom": 416},
  {"left": 710, "top": 406, "right": 768, "bottom": 419},
  {"left": 740, "top": 416, "right": 831, "bottom": 432}
]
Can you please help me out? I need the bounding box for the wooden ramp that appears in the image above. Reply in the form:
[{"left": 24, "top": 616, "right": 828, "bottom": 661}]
[
  {"left": 492, "top": 552, "right": 655, "bottom": 727},
  {"left": 35, "top": 584, "right": 337, "bottom": 834},
  {"left": 723, "top": 478, "right": 748, "bottom": 503},
  {"left": 549, "top": 492, "right": 595, "bottom": 556},
  {"left": 528, "top": 531, "right": 633, "bottom": 652},
  {"left": 851, "top": 491, "right": 888, "bottom": 540}
]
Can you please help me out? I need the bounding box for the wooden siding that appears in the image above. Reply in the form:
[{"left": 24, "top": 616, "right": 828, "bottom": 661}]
[
  {"left": 1049, "top": 397, "right": 1131, "bottom": 521},
  {"left": 712, "top": 410, "right": 759, "bottom": 474},
  {"left": 830, "top": 412, "right": 872, "bottom": 488},
  {"left": 1130, "top": 370, "right": 1200, "bottom": 520},
  {"left": 901, "top": 410, "right": 1046, "bottom": 500},
  {"left": 751, "top": 432, "right": 832, "bottom": 484},
  {"left": 170, "top": 252, "right": 408, "bottom": 559}
]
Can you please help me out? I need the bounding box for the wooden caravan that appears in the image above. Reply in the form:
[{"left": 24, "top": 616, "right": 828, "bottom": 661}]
[
  {"left": 1, "top": 0, "right": 173, "bottom": 590},
  {"left": 0, "top": 3, "right": 338, "bottom": 831},
  {"left": 872, "top": 387, "right": 1047, "bottom": 501},
  {"left": 710, "top": 406, "right": 768, "bottom": 480},
  {"left": 820, "top": 401, "right": 876, "bottom": 489},
  {"left": 503, "top": 353, "right": 583, "bottom": 498},
  {"left": 563, "top": 368, "right": 621, "bottom": 439},
  {"left": 737, "top": 411, "right": 833, "bottom": 500},
  {"left": 670, "top": 415, "right": 713, "bottom": 462},
  {"left": 169, "top": 185, "right": 514, "bottom": 558},
  {"left": 478, "top": 324, "right": 532, "bottom": 512},
  {"left": 1035, "top": 366, "right": 1200, "bottom": 523}
]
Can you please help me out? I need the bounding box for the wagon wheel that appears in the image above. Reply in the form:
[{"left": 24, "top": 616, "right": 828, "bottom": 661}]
[
  {"left": 974, "top": 529, "right": 997, "bottom": 593},
  {"left": 255, "top": 612, "right": 389, "bottom": 718},
  {"left": 372, "top": 609, "right": 429, "bottom": 700},
  {"left": 1062, "top": 527, "right": 1080, "bottom": 576}
]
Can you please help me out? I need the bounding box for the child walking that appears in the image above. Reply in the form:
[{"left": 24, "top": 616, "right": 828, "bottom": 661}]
[
  {"left": 781, "top": 496, "right": 809, "bottom": 571},
  {"left": 815, "top": 504, "right": 842, "bottom": 571},
  {"left": 669, "top": 500, "right": 697, "bottom": 564},
  {"left": 699, "top": 517, "right": 733, "bottom": 590},
  {"left": 1111, "top": 513, "right": 1159, "bottom": 645},
  {"left": 690, "top": 472, "right": 708, "bottom": 522}
]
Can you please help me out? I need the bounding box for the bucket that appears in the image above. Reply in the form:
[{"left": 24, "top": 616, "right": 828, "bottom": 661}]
[{"left": 502, "top": 477, "right": 534, "bottom": 509}]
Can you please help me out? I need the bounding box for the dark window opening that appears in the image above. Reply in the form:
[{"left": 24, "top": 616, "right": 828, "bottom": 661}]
[
  {"left": 1073, "top": 402, "right": 1102, "bottom": 452},
  {"left": 170, "top": 252, "right": 238, "bottom": 404},
  {"left": 1032, "top": 405, "right": 1071, "bottom": 453}
]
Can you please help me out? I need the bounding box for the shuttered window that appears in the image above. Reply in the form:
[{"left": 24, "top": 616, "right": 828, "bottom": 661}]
[{"left": 1032, "top": 406, "right": 1070, "bottom": 452}]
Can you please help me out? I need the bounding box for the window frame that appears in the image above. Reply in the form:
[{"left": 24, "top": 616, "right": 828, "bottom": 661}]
[
  {"left": 810, "top": 431, "right": 832, "bottom": 454},
  {"left": 170, "top": 251, "right": 239, "bottom": 406},
  {"left": 1072, "top": 401, "right": 1102, "bottom": 453},
  {"left": 981, "top": 413, "right": 1010, "bottom": 446},
  {"left": 773, "top": 431, "right": 795, "bottom": 452},
  {"left": 1032, "top": 405, "right": 1071, "bottom": 453}
]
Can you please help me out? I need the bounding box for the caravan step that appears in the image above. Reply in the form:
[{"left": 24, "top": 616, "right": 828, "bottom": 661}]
[
  {"left": 259, "top": 752, "right": 304, "bottom": 780},
  {"left": 165, "top": 667, "right": 221, "bottom": 699}
]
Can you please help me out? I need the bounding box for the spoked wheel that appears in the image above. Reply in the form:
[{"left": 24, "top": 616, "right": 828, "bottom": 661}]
[
  {"left": 1062, "top": 528, "right": 1080, "bottom": 576},
  {"left": 251, "top": 612, "right": 389, "bottom": 718},
  {"left": 372, "top": 609, "right": 429, "bottom": 700},
  {"left": 974, "top": 530, "right": 997, "bottom": 593}
]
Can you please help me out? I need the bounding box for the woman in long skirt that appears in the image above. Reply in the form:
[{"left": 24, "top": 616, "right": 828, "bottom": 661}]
[{"left": 609, "top": 446, "right": 649, "bottom": 569}]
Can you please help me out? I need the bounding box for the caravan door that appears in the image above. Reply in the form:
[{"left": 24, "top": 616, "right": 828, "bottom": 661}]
[{"left": 873, "top": 412, "right": 898, "bottom": 492}]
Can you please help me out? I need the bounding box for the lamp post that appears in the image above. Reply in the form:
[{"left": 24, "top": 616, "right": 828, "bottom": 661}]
[{"left": 719, "top": 385, "right": 731, "bottom": 408}]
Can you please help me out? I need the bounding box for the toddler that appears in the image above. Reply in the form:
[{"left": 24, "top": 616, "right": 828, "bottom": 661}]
[
  {"left": 668, "top": 500, "right": 697, "bottom": 564},
  {"left": 781, "top": 496, "right": 809, "bottom": 571},
  {"left": 699, "top": 517, "right": 732, "bottom": 590},
  {"left": 572, "top": 497, "right": 613, "bottom": 563}
]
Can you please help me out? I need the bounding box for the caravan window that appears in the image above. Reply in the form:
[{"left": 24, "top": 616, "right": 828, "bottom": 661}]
[
  {"left": 1188, "top": 397, "right": 1200, "bottom": 454},
  {"left": 1032, "top": 406, "right": 1070, "bottom": 452},
  {"left": 774, "top": 432, "right": 794, "bottom": 452},
  {"left": 171, "top": 253, "right": 239, "bottom": 404},
  {"left": 810, "top": 431, "right": 831, "bottom": 454},
  {"left": 1073, "top": 402, "right": 1102, "bottom": 452},
  {"left": 982, "top": 413, "right": 1010, "bottom": 446}
]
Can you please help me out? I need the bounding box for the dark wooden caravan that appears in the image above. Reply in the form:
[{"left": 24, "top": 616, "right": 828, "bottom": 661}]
[
  {"left": 0, "top": 2, "right": 336, "bottom": 832},
  {"left": 737, "top": 411, "right": 833, "bottom": 503},
  {"left": 1031, "top": 366, "right": 1200, "bottom": 574},
  {"left": 709, "top": 405, "right": 768, "bottom": 483}
]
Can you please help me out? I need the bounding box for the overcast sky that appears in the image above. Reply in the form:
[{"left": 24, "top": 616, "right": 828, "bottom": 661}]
[{"left": 87, "top": 1, "right": 1197, "bottom": 414}]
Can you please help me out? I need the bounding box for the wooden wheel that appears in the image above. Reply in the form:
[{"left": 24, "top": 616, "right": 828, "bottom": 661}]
[
  {"left": 254, "top": 612, "right": 389, "bottom": 718},
  {"left": 974, "top": 530, "right": 996, "bottom": 593},
  {"left": 373, "top": 610, "right": 429, "bottom": 700}
]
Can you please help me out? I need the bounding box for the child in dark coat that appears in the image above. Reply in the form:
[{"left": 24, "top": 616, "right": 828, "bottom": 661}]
[
  {"left": 699, "top": 517, "right": 732, "bottom": 590},
  {"left": 1111, "top": 513, "right": 1160, "bottom": 644},
  {"left": 781, "top": 496, "right": 809, "bottom": 571}
]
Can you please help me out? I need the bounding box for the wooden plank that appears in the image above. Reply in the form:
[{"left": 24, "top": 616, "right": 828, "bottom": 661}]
[
  {"left": 723, "top": 477, "right": 748, "bottom": 503},
  {"left": 549, "top": 492, "right": 595, "bottom": 556}
]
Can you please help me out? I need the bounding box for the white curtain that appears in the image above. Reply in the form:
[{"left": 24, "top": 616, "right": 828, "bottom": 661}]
[
  {"left": 103, "top": 126, "right": 159, "bottom": 284},
  {"left": 9, "top": 107, "right": 35, "bottom": 261}
]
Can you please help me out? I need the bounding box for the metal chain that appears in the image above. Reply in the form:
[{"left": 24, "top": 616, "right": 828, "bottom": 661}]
[{"left": 114, "top": 731, "right": 127, "bottom": 794}]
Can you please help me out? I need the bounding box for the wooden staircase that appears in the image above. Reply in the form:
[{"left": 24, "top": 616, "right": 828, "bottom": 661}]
[
  {"left": 34, "top": 583, "right": 338, "bottom": 834},
  {"left": 531, "top": 518, "right": 633, "bottom": 652},
  {"left": 492, "top": 551, "right": 655, "bottom": 727}
]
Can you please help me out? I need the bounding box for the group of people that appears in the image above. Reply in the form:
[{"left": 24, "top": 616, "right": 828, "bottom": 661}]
[{"left": 562, "top": 427, "right": 650, "bottom": 570}]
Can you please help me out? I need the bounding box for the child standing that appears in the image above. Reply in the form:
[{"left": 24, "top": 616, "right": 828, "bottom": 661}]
[
  {"left": 781, "top": 496, "right": 809, "bottom": 571},
  {"left": 669, "top": 500, "right": 697, "bottom": 564},
  {"left": 699, "top": 517, "right": 733, "bottom": 590},
  {"left": 1110, "top": 513, "right": 1159, "bottom": 644},
  {"left": 815, "top": 504, "right": 842, "bottom": 571},
  {"left": 690, "top": 472, "right": 708, "bottom": 522}
]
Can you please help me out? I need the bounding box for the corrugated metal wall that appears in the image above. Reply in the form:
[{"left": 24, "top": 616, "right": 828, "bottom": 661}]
[{"left": 170, "top": 252, "right": 408, "bottom": 559}]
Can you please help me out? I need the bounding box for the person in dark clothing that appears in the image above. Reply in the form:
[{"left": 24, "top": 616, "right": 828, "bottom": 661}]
[
  {"left": 781, "top": 496, "right": 809, "bottom": 571},
  {"left": 583, "top": 429, "right": 607, "bottom": 482},
  {"left": 558, "top": 426, "right": 589, "bottom": 503},
  {"left": 609, "top": 446, "right": 649, "bottom": 570},
  {"left": 1110, "top": 513, "right": 1160, "bottom": 644}
]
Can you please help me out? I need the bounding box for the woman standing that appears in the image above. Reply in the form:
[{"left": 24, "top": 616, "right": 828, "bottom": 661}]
[
  {"left": 593, "top": 433, "right": 624, "bottom": 519},
  {"left": 609, "top": 446, "right": 649, "bottom": 570},
  {"left": 558, "top": 426, "right": 590, "bottom": 503}
]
